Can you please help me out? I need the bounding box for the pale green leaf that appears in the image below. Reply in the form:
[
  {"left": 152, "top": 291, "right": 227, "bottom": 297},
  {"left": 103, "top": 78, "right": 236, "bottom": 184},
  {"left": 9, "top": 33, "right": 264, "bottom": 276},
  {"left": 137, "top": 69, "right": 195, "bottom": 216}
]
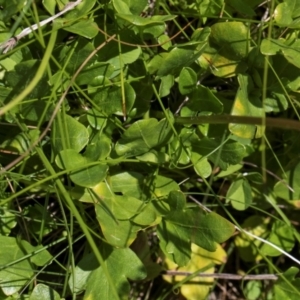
[
  {"left": 0, "top": 236, "right": 33, "bottom": 296},
  {"left": 179, "top": 67, "right": 197, "bottom": 95},
  {"left": 29, "top": 284, "right": 60, "bottom": 300},
  {"left": 226, "top": 178, "right": 252, "bottom": 210},
  {"left": 56, "top": 149, "right": 108, "bottom": 188},
  {"left": 84, "top": 246, "right": 146, "bottom": 300},
  {"left": 52, "top": 114, "right": 89, "bottom": 153}
]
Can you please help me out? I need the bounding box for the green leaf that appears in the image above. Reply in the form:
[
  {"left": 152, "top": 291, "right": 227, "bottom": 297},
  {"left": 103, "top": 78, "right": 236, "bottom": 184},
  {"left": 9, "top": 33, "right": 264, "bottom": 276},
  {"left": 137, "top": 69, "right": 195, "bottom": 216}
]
[
  {"left": 169, "top": 136, "right": 191, "bottom": 165},
  {"left": 0, "top": 206, "right": 16, "bottom": 235},
  {"left": 153, "top": 175, "right": 179, "bottom": 197},
  {"left": 0, "top": 236, "right": 33, "bottom": 296},
  {"left": 157, "top": 46, "right": 206, "bottom": 77},
  {"left": 158, "top": 34, "right": 172, "bottom": 50},
  {"left": 192, "top": 138, "right": 247, "bottom": 170},
  {"left": 210, "top": 22, "right": 250, "bottom": 58},
  {"left": 261, "top": 220, "right": 295, "bottom": 256},
  {"left": 226, "top": 0, "right": 256, "bottom": 16},
  {"left": 115, "top": 117, "right": 174, "bottom": 156},
  {"left": 5, "top": 60, "right": 50, "bottom": 102},
  {"left": 85, "top": 133, "right": 111, "bottom": 161},
  {"left": 20, "top": 240, "right": 52, "bottom": 267},
  {"left": 187, "top": 85, "right": 223, "bottom": 113},
  {"left": 244, "top": 281, "right": 262, "bottom": 300},
  {"left": 56, "top": 149, "right": 108, "bottom": 188},
  {"left": 159, "top": 75, "right": 174, "bottom": 97},
  {"left": 229, "top": 74, "right": 264, "bottom": 138},
  {"left": 234, "top": 216, "right": 268, "bottom": 262},
  {"left": 274, "top": 267, "right": 300, "bottom": 299},
  {"left": 97, "top": 42, "right": 141, "bottom": 74},
  {"left": 281, "top": 39, "right": 300, "bottom": 69},
  {"left": 274, "top": 0, "right": 300, "bottom": 28},
  {"left": 157, "top": 218, "right": 191, "bottom": 266},
  {"left": 93, "top": 83, "right": 136, "bottom": 116},
  {"left": 86, "top": 109, "right": 107, "bottom": 131},
  {"left": 43, "top": 0, "right": 56, "bottom": 15},
  {"left": 120, "top": 0, "right": 148, "bottom": 15},
  {"left": 1, "top": 0, "right": 25, "bottom": 22},
  {"left": 196, "top": 0, "right": 224, "bottom": 16},
  {"left": 29, "top": 284, "right": 60, "bottom": 300},
  {"left": 110, "top": 171, "right": 145, "bottom": 198},
  {"left": 76, "top": 62, "right": 114, "bottom": 85},
  {"left": 132, "top": 202, "right": 161, "bottom": 226},
  {"left": 178, "top": 67, "right": 197, "bottom": 95},
  {"left": 198, "top": 22, "right": 249, "bottom": 77},
  {"left": 191, "top": 152, "right": 212, "bottom": 178},
  {"left": 261, "top": 38, "right": 300, "bottom": 69},
  {"left": 112, "top": 0, "right": 132, "bottom": 14},
  {"left": 137, "top": 150, "right": 169, "bottom": 164},
  {"left": 102, "top": 195, "right": 145, "bottom": 220},
  {"left": 69, "top": 253, "right": 98, "bottom": 294},
  {"left": 84, "top": 245, "right": 147, "bottom": 300},
  {"left": 1, "top": 129, "right": 40, "bottom": 154},
  {"left": 274, "top": 161, "right": 300, "bottom": 201},
  {"left": 260, "top": 39, "right": 284, "bottom": 55},
  {"left": 183, "top": 210, "right": 235, "bottom": 251},
  {"left": 95, "top": 199, "right": 143, "bottom": 247},
  {"left": 158, "top": 209, "right": 235, "bottom": 266},
  {"left": 116, "top": 14, "right": 177, "bottom": 27},
  {"left": 52, "top": 114, "right": 89, "bottom": 153},
  {"left": 61, "top": 39, "right": 97, "bottom": 74},
  {"left": 147, "top": 53, "right": 169, "bottom": 74},
  {"left": 275, "top": 1, "right": 293, "bottom": 27},
  {"left": 63, "top": 0, "right": 96, "bottom": 19},
  {"left": 226, "top": 177, "right": 252, "bottom": 210},
  {"left": 63, "top": 19, "right": 98, "bottom": 39},
  {"left": 167, "top": 191, "right": 186, "bottom": 211}
]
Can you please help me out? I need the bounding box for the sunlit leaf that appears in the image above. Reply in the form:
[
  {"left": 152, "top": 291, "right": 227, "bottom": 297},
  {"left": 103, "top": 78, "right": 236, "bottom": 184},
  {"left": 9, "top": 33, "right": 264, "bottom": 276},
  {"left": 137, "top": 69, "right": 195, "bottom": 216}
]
[
  {"left": 29, "top": 284, "right": 60, "bottom": 300},
  {"left": 229, "top": 74, "right": 264, "bottom": 138},
  {"left": 52, "top": 114, "right": 89, "bottom": 153},
  {"left": 84, "top": 245, "right": 146, "bottom": 300},
  {"left": 226, "top": 177, "right": 252, "bottom": 210},
  {"left": 0, "top": 236, "right": 33, "bottom": 296},
  {"left": 56, "top": 149, "right": 108, "bottom": 188},
  {"left": 163, "top": 243, "right": 227, "bottom": 300}
]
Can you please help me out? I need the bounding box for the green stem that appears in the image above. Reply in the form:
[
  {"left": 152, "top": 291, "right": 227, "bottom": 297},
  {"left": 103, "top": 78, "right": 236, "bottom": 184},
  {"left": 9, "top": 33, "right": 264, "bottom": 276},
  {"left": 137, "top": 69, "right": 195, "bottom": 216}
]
[{"left": 175, "top": 115, "right": 300, "bottom": 131}]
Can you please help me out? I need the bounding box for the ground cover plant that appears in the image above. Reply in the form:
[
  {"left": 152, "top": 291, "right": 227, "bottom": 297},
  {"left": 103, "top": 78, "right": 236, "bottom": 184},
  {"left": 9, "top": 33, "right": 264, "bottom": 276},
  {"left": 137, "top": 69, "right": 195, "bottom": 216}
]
[{"left": 1, "top": 0, "right": 300, "bottom": 299}]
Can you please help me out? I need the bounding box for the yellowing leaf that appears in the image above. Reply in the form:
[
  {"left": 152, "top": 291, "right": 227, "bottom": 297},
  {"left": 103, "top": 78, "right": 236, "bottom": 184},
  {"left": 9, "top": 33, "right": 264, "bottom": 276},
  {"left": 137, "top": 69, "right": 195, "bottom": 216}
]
[{"left": 163, "top": 243, "right": 227, "bottom": 300}]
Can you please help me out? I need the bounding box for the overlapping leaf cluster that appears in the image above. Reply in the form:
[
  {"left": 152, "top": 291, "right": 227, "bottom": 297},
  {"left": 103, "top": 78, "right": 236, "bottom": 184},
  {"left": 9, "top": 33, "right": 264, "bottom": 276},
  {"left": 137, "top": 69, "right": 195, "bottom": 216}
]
[{"left": 1, "top": 0, "right": 300, "bottom": 299}]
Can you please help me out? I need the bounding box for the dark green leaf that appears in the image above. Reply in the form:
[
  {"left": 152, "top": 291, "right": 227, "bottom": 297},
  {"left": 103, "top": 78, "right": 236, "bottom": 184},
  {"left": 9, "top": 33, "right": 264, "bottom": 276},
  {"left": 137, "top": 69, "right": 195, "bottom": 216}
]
[
  {"left": 157, "top": 46, "right": 206, "bottom": 77},
  {"left": 115, "top": 117, "right": 174, "bottom": 156},
  {"left": 192, "top": 138, "right": 247, "bottom": 170}
]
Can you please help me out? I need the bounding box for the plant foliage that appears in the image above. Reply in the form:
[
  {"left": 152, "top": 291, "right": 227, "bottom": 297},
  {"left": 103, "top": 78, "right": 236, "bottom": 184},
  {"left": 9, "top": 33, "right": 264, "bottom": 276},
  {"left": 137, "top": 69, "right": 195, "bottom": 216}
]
[{"left": 0, "top": 0, "right": 300, "bottom": 299}]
